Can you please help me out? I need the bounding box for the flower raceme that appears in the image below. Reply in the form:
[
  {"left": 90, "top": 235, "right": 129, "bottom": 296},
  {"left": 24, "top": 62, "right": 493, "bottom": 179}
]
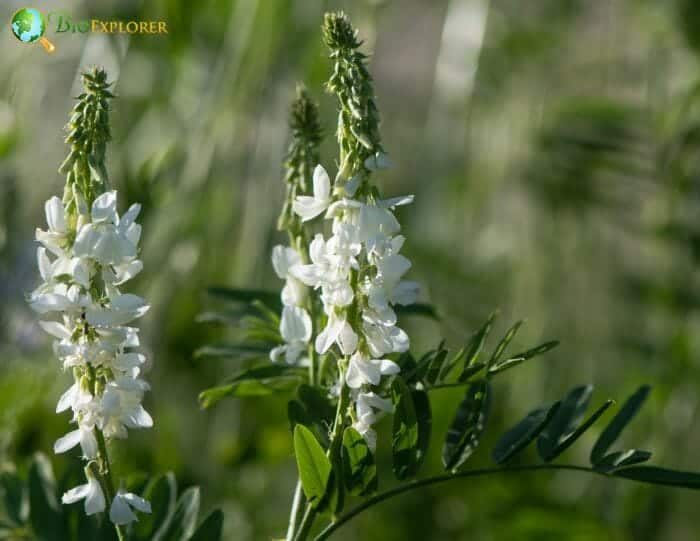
[
  {"left": 271, "top": 162, "right": 418, "bottom": 450},
  {"left": 30, "top": 189, "right": 152, "bottom": 523}
]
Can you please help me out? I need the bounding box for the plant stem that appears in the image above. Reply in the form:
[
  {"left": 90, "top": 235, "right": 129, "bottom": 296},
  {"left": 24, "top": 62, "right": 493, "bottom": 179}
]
[
  {"left": 295, "top": 362, "right": 351, "bottom": 541},
  {"left": 313, "top": 464, "right": 604, "bottom": 540},
  {"left": 286, "top": 480, "right": 306, "bottom": 541}
]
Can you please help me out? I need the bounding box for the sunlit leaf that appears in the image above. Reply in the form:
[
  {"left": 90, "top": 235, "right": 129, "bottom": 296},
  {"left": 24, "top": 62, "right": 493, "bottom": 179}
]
[
  {"left": 342, "top": 427, "right": 377, "bottom": 496},
  {"left": 294, "top": 425, "right": 332, "bottom": 508},
  {"left": 487, "top": 320, "right": 523, "bottom": 369},
  {"left": 199, "top": 365, "right": 303, "bottom": 407},
  {"left": 457, "top": 314, "right": 496, "bottom": 382},
  {"left": 594, "top": 449, "right": 652, "bottom": 473},
  {"left": 391, "top": 377, "right": 420, "bottom": 480},
  {"left": 442, "top": 380, "right": 491, "bottom": 471}
]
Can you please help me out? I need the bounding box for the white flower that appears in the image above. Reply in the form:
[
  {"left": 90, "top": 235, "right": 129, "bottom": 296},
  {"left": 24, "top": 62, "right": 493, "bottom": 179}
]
[
  {"left": 352, "top": 391, "right": 393, "bottom": 452},
  {"left": 292, "top": 165, "right": 332, "bottom": 221},
  {"left": 364, "top": 152, "right": 392, "bottom": 171},
  {"left": 73, "top": 191, "right": 140, "bottom": 266},
  {"left": 345, "top": 352, "right": 400, "bottom": 389},
  {"left": 272, "top": 245, "right": 306, "bottom": 307},
  {"left": 110, "top": 490, "right": 151, "bottom": 525},
  {"left": 62, "top": 470, "right": 105, "bottom": 515},
  {"left": 53, "top": 426, "right": 98, "bottom": 459},
  {"left": 100, "top": 376, "right": 153, "bottom": 439},
  {"left": 85, "top": 293, "right": 149, "bottom": 327},
  {"left": 270, "top": 306, "right": 312, "bottom": 365},
  {"left": 315, "top": 312, "right": 357, "bottom": 355},
  {"left": 35, "top": 196, "right": 69, "bottom": 257},
  {"left": 363, "top": 319, "right": 409, "bottom": 357}
]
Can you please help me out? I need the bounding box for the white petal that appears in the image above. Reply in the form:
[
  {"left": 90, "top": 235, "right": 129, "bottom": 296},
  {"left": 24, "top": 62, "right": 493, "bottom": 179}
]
[
  {"left": 345, "top": 361, "right": 363, "bottom": 389},
  {"left": 125, "top": 405, "right": 153, "bottom": 428},
  {"left": 292, "top": 196, "right": 329, "bottom": 222},
  {"left": 37, "top": 248, "right": 52, "bottom": 281},
  {"left": 54, "top": 429, "right": 82, "bottom": 454},
  {"left": 280, "top": 306, "right": 312, "bottom": 343},
  {"left": 118, "top": 203, "right": 141, "bottom": 232},
  {"left": 80, "top": 428, "right": 98, "bottom": 459},
  {"left": 92, "top": 191, "right": 118, "bottom": 223},
  {"left": 337, "top": 322, "right": 358, "bottom": 356},
  {"left": 45, "top": 197, "right": 67, "bottom": 233},
  {"left": 39, "top": 320, "right": 71, "bottom": 339},
  {"left": 62, "top": 483, "right": 90, "bottom": 504},
  {"left": 110, "top": 493, "right": 137, "bottom": 525},
  {"left": 312, "top": 165, "right": 331, "bottom": 201},
  {"left": 56, "top": 382, "right": 79, "bottom": 413},
  {"left": 122, "top": 492, "right": 151, "bottom": 513},
  {"left": 84, "top": 475, "right": 106, "bottom": 515},
  {"left": 378, "top": 359, "right": 401, "bottom": 376},
  {"left": 315, "top": 316, "right": 344, "bottom": 354}
]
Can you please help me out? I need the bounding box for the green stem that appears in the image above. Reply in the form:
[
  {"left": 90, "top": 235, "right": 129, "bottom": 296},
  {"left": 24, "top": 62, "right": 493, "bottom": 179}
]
[
  {"left": 313, "top": 464, "right": 604, "bottom": 540},
  {"left": 286, "top": 480, "right": 306, "bottom": 541},
  {"left": 295, "top": 362, "right": 351, "bottom": 541}
]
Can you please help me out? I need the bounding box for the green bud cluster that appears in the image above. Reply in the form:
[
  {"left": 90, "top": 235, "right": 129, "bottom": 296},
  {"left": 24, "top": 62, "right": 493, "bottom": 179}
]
[
  {"left": 323, "top": 11, "right": 383, "bottom": 188},
  {"left": 278, "top": 85, "right": 323, "bottom": 233},
  {"left": 59, "top": 67, "right": 114, "bottom": 213}
]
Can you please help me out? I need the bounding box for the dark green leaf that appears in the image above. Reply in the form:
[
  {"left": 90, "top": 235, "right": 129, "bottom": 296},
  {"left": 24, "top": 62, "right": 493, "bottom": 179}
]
[
  {"left": 207, "top": 286, "right": 281, "bottom": 309},
  {"left": 134, "top": 473, "right": 177, "bottom": 540},
  {"left": 590, "top": 385, "right": 651, "bottom": 465},
  {"left": 493, "top": 402, "right": 560, "bottom": 464},
  {"left": 545, "top": 399, "right": 614, "bottom": 459},
  {"left": 395, "top": 303, "right": 439, "bottom": 320},
  {"left": 199, "top": 365, "right": 303, "bottom": 407},
  {"left": 342, "top": 427, "right": 377, "bottom": 496},
  {"left": 298, "top": 384, "right": 335, "bottom": 425},
  {"left": 189, "top": 510, "right": 224, "bottom": 541},
  {"left": 442, "top": 380, "right": 491, "bottom": 471},
  {"left": 538, "top": 385, "right": 593, "bottom": 461},
  {"left": 425, "top": 349, "right": 448, "bottom": 385},
  {"left": 154, "top": 486, "right": 200, "bottom": 541},
  {"left": 288, "top": 400, "right": 310, "bottom": 431},
  {"left": 595, "top": 449, "right": 652, "bottom": 473},
  {"left": 294, "top": 425, "right": 331, "bottom": 508},
  {"left": 391, "top": 377, "right": 420, "bottom": 480},
  {"left": 487, "top": 320, "right": 524, "bottom": 369},
  {"left": 457, "top": 314, "right": 496, "bottom": 382},
  {"left": 412, "top": 389, "right": 432, "bottom": 473},
  {"left": 28, "top": 454, "right": 65, "bottom": 541},
  {"left": 613, "top": 466, "right": 700, "bottom": 489}
]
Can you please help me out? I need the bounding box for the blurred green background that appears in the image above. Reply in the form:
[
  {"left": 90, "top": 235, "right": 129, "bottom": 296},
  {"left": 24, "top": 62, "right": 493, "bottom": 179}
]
[{"left": 2, "top": 0, "right": 700, "bottom": 539}]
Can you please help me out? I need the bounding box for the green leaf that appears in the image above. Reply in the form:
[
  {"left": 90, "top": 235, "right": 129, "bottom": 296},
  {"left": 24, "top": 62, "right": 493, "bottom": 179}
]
[
  {"left": 154, "top": 486, "right": 200, "bottom": 541},
  {"left": 194, "top": 343, "right": 272, "bottom": 359},
  {"left": 207, "top": 286, "right": 281, "bottom": 309},
  {"left": 590, "top": 385, "right": 651, "bottom": 465},
  {"left": 442, "top": 380, "right": 491, "bottom": 471},
  {"left": 425, "top": 349, "right": 448, "bottom": 385},
  {"left": 490, "top": 340, "right": 559, "bottom": 374},
  {"left": 537, "top": 385, "right": 593, "bottom": 461},
  {"left": 544, "top": 399, "right": 615, "bottom": 460},
  {"left": 391, "top": 377, "right": 420, "bottom": 480},
  {"left": 594, "top": 449, "right": 652, "bottom": 473},
  {"left": 298, "top": 384, "right": 335, "bottom": 425},
  {"left": 342, "top": 427, "right": 377, "bottom": 496},
  {"left": 457, "top": 314, "right": 496, "bottom": 382},
  {"left": 293, "top": 425, "right": 332, "bottom": 508},
  {"left": 134, "top": 473, "right": 177, "bottom": 540},
  {"left": 492, "top": 402, "right": 560, "bottom": 464},
  {"left": 28, "top": 454, "right": 65, "bottom": 541},
  {"left": 487, "top": 320, "right": 524, "bottom": 369},
  {"left": 613, "top": 466, "right": 700, "bottom": 489},
  {"left": 199, "top": 365, "right": 303, "bottom": 407},
  {"left": 395, "top": 303, "right": 439, "bottom": 320},
  {"left": 412, "top": 389, "right": 432, "bottom": 473},
  {"left": 0, "top": 470, "right": 26, "bottom": 525},
  {"left": 189, "top": 509, "right": 224, "bottom": 541},
  {"left": 438, "top": 347, "right": 465, "bottom": 381}
]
